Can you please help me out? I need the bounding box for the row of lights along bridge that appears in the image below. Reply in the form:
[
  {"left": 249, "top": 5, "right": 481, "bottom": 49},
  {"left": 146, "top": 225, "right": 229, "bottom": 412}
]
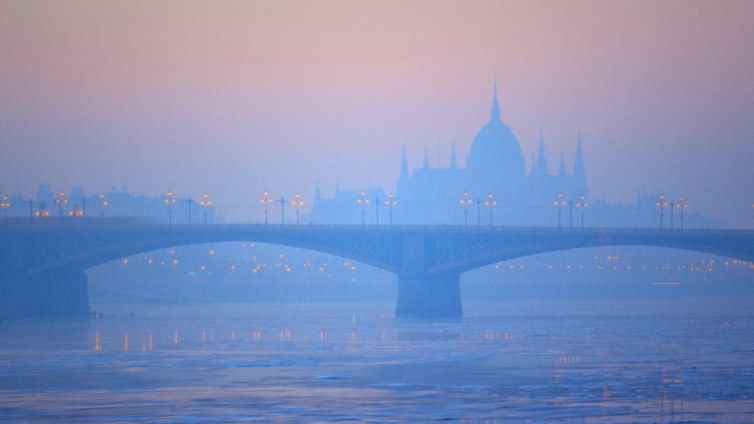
[
  {"left": 260, "top": 191, "right": 299, "bottom": 227},
  {"left": 262, "top": 190, "right": 397, "bottom": 228},
  {"left": 553, "top": 193, "right": 690, "bottom": 230},
  {"left": 5, "top": 191, "right": 752, "bottom": 230}
]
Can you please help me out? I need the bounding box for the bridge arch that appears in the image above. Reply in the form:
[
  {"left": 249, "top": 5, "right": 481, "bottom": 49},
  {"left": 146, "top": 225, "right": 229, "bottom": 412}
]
[
  {"left": 2, "top": 221, "right": 752, "bottom": 320},
  {"left": 27, "top": 226, "right": 404, "bottom": 276},
  {"left": 427, "top": 229, "right": 754, "bottom": 275}
]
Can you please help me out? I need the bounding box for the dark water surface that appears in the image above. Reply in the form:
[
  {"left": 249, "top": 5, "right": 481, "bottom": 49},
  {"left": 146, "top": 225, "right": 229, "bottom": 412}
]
[{"left": 1, "top": 297, "right": 753, "bottom": 423}]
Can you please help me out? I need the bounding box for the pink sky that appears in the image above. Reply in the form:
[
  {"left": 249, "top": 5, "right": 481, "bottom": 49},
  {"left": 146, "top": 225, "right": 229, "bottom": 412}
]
[{"left": 1, "top": 1, "right": 753, "bottom": 225}]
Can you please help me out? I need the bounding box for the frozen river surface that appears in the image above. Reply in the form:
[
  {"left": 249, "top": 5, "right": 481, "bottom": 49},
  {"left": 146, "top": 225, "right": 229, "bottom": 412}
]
[{"left": 0, "top": 297, "right": 752, "bottom": 423}]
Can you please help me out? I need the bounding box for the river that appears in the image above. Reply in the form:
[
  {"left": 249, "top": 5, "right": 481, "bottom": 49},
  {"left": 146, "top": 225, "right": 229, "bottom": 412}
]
[{"left": 0, "top": 296, "right": 752, "bottom": 422}]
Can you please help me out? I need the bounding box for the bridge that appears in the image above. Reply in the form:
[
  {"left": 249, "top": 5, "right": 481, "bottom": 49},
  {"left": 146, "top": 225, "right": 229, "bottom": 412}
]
[{"left": 1, "top": 218, "right": 752, "bottom": 320}]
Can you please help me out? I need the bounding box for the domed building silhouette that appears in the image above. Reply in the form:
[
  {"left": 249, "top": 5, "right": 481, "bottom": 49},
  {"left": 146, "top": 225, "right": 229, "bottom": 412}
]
[
  {"left": 309, "top": 84, "right": 588, "bottom": 226},
  {"left": 467, "top": 83, "right": 525, "bottom": 184}
]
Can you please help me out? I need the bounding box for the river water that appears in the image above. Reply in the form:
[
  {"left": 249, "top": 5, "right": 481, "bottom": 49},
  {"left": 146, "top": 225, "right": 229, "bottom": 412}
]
[{"left": 0, "top": 297, "right": 752, "bottom": 423}]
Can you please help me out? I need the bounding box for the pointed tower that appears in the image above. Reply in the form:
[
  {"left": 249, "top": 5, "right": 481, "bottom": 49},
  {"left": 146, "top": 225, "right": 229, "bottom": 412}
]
[
  {"left": 574, "top": 131, "right": 585, "bottom": 180},
  {"left": 314, "top": 181, "right": 321, "bottom": 205},
  {"left": 558, "top": 151, "right": 566, "bottom": 177},
  {"left": 335, "top": 180, "right": 340, "bottom": 195},
  {"left": 422, "top": 145, "right": 429, "bottom": 169},
  {"left": 450, "top": 143, "right": 457, "bottom": 169},
  {"left": 399, "top": 145, "right": 410, "bottom": 183},
  {"left": 397, "top": 145, "right": 410, "bottom": 195},
  {"left": 490, "top": 81, "right": 501, "bottom": 120},
  {"left": 535, "top": 127, "right": 548, "bottom": 177}
]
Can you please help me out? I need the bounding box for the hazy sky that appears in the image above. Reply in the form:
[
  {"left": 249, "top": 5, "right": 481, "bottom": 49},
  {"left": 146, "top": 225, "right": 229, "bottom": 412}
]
[{"left": 1, "top": 1, "right": 753, "bottom": 225}]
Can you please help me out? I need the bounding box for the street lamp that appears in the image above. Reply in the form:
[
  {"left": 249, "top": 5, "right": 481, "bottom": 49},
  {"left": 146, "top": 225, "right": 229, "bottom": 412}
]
[
  {"left": 385, "top": 193, "right": 397, "bottom": 226},
  {"left": 374, "top": 197, "right": 381, "bottom": 226},
  {"left": 165, "top": 191, "right": 176, "bottom": 226},
  {"left": 55, "top": 192, "right": 67, "bottom": 217},
  {"left": 460, "top": 191, "right": 472, "bottom": 228},
  {"left": 200, "top": 193, "right": 211, "bottom": 225},
  {"left": 69, "top": 204, "right": 83, "bottom": 217},
  {"left": 484, "top": 194, "right": 496, "bottom": 227},
  {"left": 655, "top": 194, "right": 667, "bottom": 229},
  {"left": 476, "top": 198, "right": 482, "bottom": 227},
  {"left": 261, "top": 191, "right": 272, "bottom": 225},
  {"left": 99, "top": 194, "right": 107, "bottom": 217},
  {"left": 358, "top": 191, "right": 369, "bottom": 227},
  {"left": 291, "top": 193, "right": 303, "bottom": 228},
  {"left": 1, "top": 196, "right": 9, "bottom": 217},
  {"left": 276, "top": 197, "right": 287, "bottom": 225},
  {"left": 677, "top": 196, "right": 688, "bottom": 229},
  {"left": 36, "top": 202, "right": 49, "bottom": 218},
  {"left": 576, "top": 195, "right": 588, "bottom": 229},
  {"left": 554, "top": 193, "right": 566, "bottom": 228},
  {"left": 669, "top": 200, "right": 676, "bottom": 229}
]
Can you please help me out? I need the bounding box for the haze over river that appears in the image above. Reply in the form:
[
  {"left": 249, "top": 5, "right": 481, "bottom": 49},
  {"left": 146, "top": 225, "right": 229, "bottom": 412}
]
[{"left": 1, "top": 294, "right": 752, "bottom": 423}]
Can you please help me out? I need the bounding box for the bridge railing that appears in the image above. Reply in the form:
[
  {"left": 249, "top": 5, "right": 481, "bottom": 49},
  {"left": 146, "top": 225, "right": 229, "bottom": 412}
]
[{"left": 1, "top": 217, "right": 751, "bottom": 237}]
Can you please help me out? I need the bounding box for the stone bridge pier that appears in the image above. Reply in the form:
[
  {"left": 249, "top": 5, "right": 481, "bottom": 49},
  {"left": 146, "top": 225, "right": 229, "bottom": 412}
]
[
  {"left": 395, "top": 234, "right": 462, "bottom": 319},
  {"left": 1, "top": 265, "right": 90, "bottom": 320}
]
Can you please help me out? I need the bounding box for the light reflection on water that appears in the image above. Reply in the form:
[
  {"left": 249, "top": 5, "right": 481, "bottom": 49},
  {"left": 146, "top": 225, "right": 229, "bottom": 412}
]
[{"left": 0, "top": 299, "right": 753, "bottom": 423}]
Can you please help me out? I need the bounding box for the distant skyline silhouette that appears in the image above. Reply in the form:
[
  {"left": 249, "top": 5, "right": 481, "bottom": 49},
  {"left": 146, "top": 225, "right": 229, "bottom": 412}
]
[{"left": 1, "top": 1, "right": 753, "bottom": 226}]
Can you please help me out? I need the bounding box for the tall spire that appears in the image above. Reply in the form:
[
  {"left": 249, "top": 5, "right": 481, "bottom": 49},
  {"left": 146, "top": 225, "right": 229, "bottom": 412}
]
[
  {"left": 535, "top": 127, "right": 548, "bottom": 176},
  {"left": 490, "top": 80, "right": 501, "bottom": 120},
  {"left": 450, "top": 143, "right": 457, "bottom": 169},
  {"left": 335, "top": 179, "right": 340, "bottom": 194},
  {"left": 314, "top": 180, "right": 321, "bottom": 205},
  {"left": 399, "top": 144, "right": 409, "bottom": 184},
  {"left": 559, "top": 151, "right": 566, "bottom": 177},
  {"left": 423, "top": 145, "right": 429, "bottom": 169},
  {"left": 397, "top": 144, "right": 410, "bottom": 195},
  {"left": 574, "top": 130, "right": 585, "bottom": 179}
]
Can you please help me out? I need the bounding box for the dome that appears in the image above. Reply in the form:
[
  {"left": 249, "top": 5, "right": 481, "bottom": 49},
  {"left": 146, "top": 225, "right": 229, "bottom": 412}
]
[{"left": 467, "top": 85, "right": 524, "bottom": 181}]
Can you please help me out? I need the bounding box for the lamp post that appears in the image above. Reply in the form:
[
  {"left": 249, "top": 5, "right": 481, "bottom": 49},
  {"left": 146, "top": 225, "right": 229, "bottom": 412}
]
[
  {"left": 484, "top": 194, "right": 496, "bottom": 227},
  {"left": 277, "top": 197, "right": 287, "bottom": 225},
  {"left": 55, "top": 192, "right": 67, "bottom": 217},
  {"left": 568, "top": 199, "right": 574, "bottom": 227},
  {"left": 374, "top": 197, "right": 380, "bottom": 226},
  {"left": 655, "top": 194, "right": 667, "bottom": 229},
  {"left": 81, "top": 198, "right": 87, "bottom": 217},
  {"left": 576, "top": 195, "right": 588, "bottom": 229},
  {"left": 554, "top": 193, "right": 566, "bottom": 228},
  {"left": 200, "top": 193, "right": 211, "bottom": 225},
  {"left": 1, "top": 196, "right": 9, "bottom": 217},
  {"left": 460, "top": 191, "right": 471, "bottom": 228},
  {"left": 99, "top": 194, "right": 107, "bottom": 217},
  {"left": 27, "top": 199, "right": 34, "bottom": 219},
  {"left": 386, "top": 194, "right": 397, "bottom": 226},
  {"left": 261, "top": 191, "right": 271, "bottom": 225},
  {"left": 36, "top": 202, "right": 49, "bottom": 218},
  {"left": 165, "top": 191, "right": 176, "bottom": 226},
  {"left": 476, "top": 198, "right": 482, "bottom": 227},
  {"left": 677, "top": 196, "right": 687, "bottom": 229},
  {"left": 669, "top": 200, "right": 675, "bottom": 229},
  {"left": 70, "top": 204, "right": 83, "bottom": 217},
  {"left": 358, "top": 191, "right": 369, "bottom": 227},
  {"left": 291, "top": 193, "right": 303, "bottom": 228}
]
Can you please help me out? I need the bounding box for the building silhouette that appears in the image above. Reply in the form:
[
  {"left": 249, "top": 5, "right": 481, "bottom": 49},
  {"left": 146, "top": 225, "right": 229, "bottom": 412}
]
[{"left": 309, "top": 84, "right": 588, "bottom": 226}]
